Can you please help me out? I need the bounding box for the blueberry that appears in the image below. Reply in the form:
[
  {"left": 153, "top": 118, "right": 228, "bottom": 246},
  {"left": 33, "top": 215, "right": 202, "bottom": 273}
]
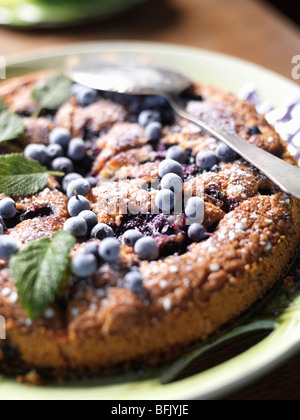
[
  {"left": 160, "top": 173, "right": 183, "bottom": 194},
  {"left": 99, "top": 238, "right": 120, "bottom": 262},
  {"left": 143, "top": 95, "right": 169, "bottom": 108},
  {"left": 166, "top": 146, "right": 188, "bottom": 164},
  {"left": 62, "top": 172, "right": 83, "bottom": 192},
  {"left": 158, "top": 159, "right": 183, "bottom": 178},
  {"left": 78, "top": 210, "right": 98, "bottom": 231},
  {"left": 248, "top": 126, "right": 261, "bottom": 136},
  {"left": 145, "top": 121, "right": 163, "bottom": 141},
  {"left": 124, "top": 270, "right": 144, "bottom": 293},
  {"left": 185, "top": 197, "right": 205, "bottom": 223},
  {"left": 67, "top": 178, "right": 91, "bottom": 198},
  {"left": 122, "top": 230, "right": 143, "bottom": 247},
  {"left": 0, "top": 198, "right": 17, "bottom": 219},
  {"left": 76, "top": 86, "right": 98, "bottom": 107},
  {"left": 47, "top": 144, "right": 64, "bottom": 160},
  {"left": 51, "top": 157, "right": 74, "bottom": 174},
  {"left": 138, "top": 110, "right": 161, "bottom": 127},
  {"left": 82, "top": 241, "right": 100, "bottom": 257},
  {"left": 24, "top": 143, "right": 48, "bottom": 165},
  {"left": 68, "top": 195, "right": 91, "bottom": 217},
  {"left": 63, "top": 217, "right": 88, "bottom": 238},
  {"left": 71, "top": 253, "right": 98, "bottom": 278},
  {"left": 196, "top": 150, "right": 218, "bottom": 171},
  {"left": 67, "top": 138, "right": 86, "bottom": 162},
  {"left": 91, "top": 223, "right": 114, "bottom": 240},
  {"left": 0, "top": 235, "right": 19, "bottom": 259},
  {"left": 49, "top": 127, "right": 71, "bottom": 150},
  {"left": 85, "top": 176, "right": 97, "bottom": 188},
  {"left": 188, "top": 223, "right": 207, "bottom": 242},
  {"left": 71, "top": 84, "right": 83, "bottom": 96},
  {"left": 155, "top": 190, "right": 176, "bottom": 213},
  {"left": 134, "top": 237, "right": 159, "bottom": 261},
  {"left": 215, "top": 143, "right": 237, "bottom": 163}
]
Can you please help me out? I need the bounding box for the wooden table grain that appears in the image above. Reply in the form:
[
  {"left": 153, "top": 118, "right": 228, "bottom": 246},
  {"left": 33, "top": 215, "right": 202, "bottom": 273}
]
[{"left": 0, "top": 0, "right": 300, "bottom": 400}]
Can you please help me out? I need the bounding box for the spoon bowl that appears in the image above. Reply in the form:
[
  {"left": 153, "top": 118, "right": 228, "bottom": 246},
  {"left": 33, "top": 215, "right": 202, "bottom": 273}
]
[{"left": 65, "top": 53, "right": 191, "bottom": 96}]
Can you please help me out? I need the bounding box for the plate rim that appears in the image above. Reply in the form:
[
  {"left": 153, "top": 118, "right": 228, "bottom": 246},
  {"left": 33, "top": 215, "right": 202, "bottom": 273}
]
[
  {"left": 1, "top": 40, "right": 300, "bottom": 400},
  {"left": 5, "top": 39, "right": 300, "bottom": 88}
]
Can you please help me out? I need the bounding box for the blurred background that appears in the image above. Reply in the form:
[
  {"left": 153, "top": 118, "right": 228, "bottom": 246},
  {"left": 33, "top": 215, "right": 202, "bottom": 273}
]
[{"left": 0, "top": 0, "right": 299, "bottom": 82}]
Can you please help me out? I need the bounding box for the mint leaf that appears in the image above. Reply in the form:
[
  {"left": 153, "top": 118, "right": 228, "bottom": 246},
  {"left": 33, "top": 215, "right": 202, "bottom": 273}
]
[
  {"left": 31, "top": 74, "right": 72, "bottom": 116},
  {"left": 0, "top": 154, "right": 64, "bottom": 196},
  {"left": 0, "top": 99, "right": 25, "bottom": 143},
  {"left": 9, "top": 231, "right": 76, "bottom": 319}
]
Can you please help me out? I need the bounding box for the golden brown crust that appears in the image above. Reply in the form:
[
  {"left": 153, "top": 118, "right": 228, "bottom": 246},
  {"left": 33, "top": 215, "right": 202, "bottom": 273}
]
[{"left": 0, "top": 72, "right": 299, "bottom": 377}]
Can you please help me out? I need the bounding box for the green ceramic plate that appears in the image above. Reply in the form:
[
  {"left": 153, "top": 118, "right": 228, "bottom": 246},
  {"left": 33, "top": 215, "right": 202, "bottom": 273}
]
[
  {"left": 0, "top": 0, "right": 144, "bottom": 28},
  {"left": 1, "top": 41, "right": 300, "bottom": 400}
]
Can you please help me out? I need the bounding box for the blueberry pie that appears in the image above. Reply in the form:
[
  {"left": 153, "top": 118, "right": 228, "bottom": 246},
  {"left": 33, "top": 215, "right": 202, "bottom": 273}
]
[{"left": 0, "top": 71, "right": 299, "bottom": 379}]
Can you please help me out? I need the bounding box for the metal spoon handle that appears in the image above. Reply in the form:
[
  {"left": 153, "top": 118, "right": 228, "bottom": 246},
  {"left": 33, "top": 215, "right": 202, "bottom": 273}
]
[{"left": 166, "top": 93, "right": 300, "bottom": 199}]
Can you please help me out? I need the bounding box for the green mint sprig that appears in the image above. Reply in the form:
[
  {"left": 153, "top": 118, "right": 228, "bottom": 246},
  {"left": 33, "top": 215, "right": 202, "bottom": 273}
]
[
  {"left": 0, "top": 153, "right": 64, "bottom": 196},
  {"left": 0, "top": 99, "right": 25, "bottom": 143},
  {"left": 31, "top": 74, "right": 73, "bottom": 117}
]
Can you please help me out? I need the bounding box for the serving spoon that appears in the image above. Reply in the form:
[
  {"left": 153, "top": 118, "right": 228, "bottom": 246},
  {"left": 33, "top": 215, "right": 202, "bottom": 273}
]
[{"left": 65, "top": 53, "right": 300, "bottom": 199}]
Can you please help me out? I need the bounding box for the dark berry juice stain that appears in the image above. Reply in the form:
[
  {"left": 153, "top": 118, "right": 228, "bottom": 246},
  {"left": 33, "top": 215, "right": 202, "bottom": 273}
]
[
  {"left": 4, "top": 213, "right": 22, "bottom": 229},
  {"left": 83, "top": 124, "right": 100, "bottom": 143},
  {"left": 16, "top": 110, "right": 34, "bottom": 118},
  {"left": 159, "top": 240, "right": 182, "bottom": 257},
  {"left": 113, "top": 213, "right": 155, "bottom": 237},
  {"left": 180, "top": 89, "right": 204, "bottom": 104},
  {"left": 73, "top": 155, "right": 95, "bottom": 177},
  {"left": 182, "top": 150, "right": 204, "bottom": 180},
  {"left": 258, "top": 187, "right": 275, "bottom": 196},
  {"left": 20, "top": 205, "right": 53, "bottom": 221},
  {"left": 1, "top": 340, "right": 21, "bottom": 362},
  {"left": 152, "top": 214, "right": 176, "bottom": 235},
  {"left": 112, "top": 213, "right": 190, "bottom": 257},
  {"left": 205, "top": 185, "right": 238, "bottom": 213},
  {"left": 39, "top": 109, "right": 57, "bottom": 120},
  {"left": 183, "top": 164, "right": 202, "bottom": 180},
  {"left": 113, "top": 213, "right": 175, "bottom": 237},
  {"left": 4, "top": 206, "right": 54, "bottom": 228},
  {"left": 248, "top": 126, "right": 262, "bottom": 136}
]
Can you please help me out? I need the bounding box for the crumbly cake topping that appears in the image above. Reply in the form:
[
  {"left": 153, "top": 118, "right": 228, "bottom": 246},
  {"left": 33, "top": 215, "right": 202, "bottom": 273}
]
[{"left": 0, "top": 71, "right": 298, "bottom": 334}]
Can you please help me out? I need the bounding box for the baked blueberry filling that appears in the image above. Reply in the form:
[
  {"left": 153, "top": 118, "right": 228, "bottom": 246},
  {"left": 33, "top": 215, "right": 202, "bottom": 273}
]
[{"left": 205, "top": 185, "right": 239, "bottom": 213}]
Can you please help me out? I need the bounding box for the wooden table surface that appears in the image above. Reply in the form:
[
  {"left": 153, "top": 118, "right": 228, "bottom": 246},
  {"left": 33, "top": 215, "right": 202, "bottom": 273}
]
[{"left": 0, "top": 0, "right": 300, "bottom": 400}]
